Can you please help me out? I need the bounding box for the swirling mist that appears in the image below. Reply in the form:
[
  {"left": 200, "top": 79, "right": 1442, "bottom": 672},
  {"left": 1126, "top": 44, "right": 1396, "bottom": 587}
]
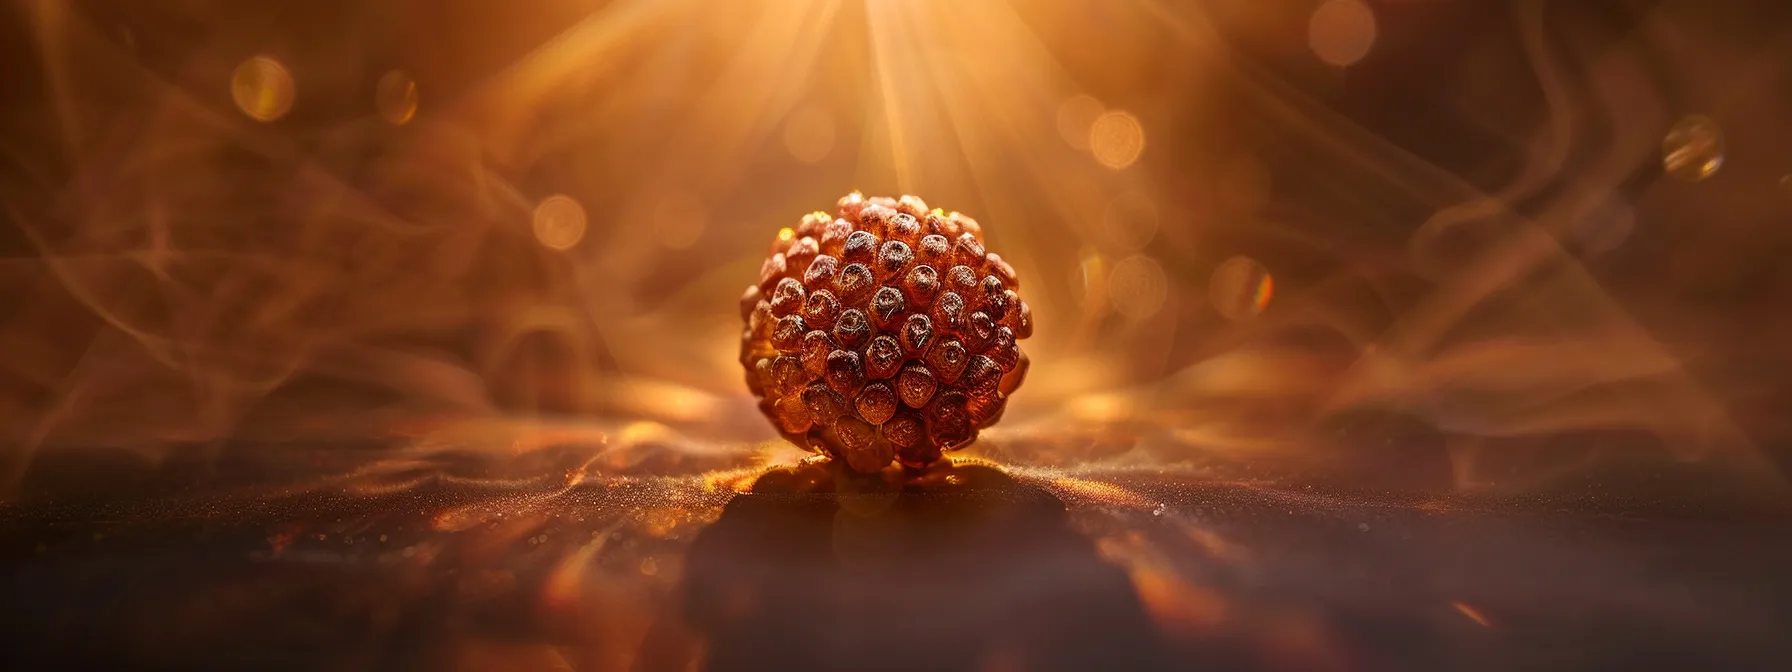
[{"left": 0, "top": 0, "right": 1788, "bottom": 504}]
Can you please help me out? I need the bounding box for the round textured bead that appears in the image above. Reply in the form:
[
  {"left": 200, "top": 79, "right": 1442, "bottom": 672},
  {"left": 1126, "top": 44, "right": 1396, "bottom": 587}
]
[{"left": 740, "top": 193, "right": 1033, "bottom": 473}]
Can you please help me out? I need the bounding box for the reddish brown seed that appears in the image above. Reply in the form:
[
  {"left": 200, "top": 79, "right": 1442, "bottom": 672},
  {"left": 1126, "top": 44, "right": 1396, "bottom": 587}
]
[
  {"left": 800, "top": 330, "right": 835, "bottom": 376},
  {"left": 945, "top": 265, "right": 979, "bottom": 299},
  {"left": 922, "top": 212, "right": 951, "bottom": 238},
  {"left": 987, "top": 326, "right": 1020, "bottom": 371},
  {"left": 836, "top": 192, "right": 867, "bottom": 222},
  {"left": 825, "top": 349, "right": 865, "bottom": 396},
  {"left": 843, "top": 230, "right": 879, "bottom": 265},
  {"left": 980, "top": 275, "right": 1009, "bottom": 319},
  {"left": 786, "top": 236, "right": 820, "bottom": 274},
  {"left": 870, "top": 286, "right": 906, "bottom": 330},
  {"left": 916, "top": 234, "right": 951, "bottom": 268},
  {"left": 833, "top": 308, "right": 870, "bottom": 350},
  {"left": 742, "top": 320, "right": 771, "bottom": 348},
  {"left": 875, "top": 240, "right": 914, "bottom": 282},
  {"left": 949, "top": 211, "right": 983, "bottom": 240},
  {"left": 856, "top": 382, "right": 898, "bottom": 425},
  {"left": 770, "top": 277, "right": 806, "bottom": 316},
  {"left": 803, "top": 289, "right": 840, "bottom": 331},
  {"left": 962, "top": 355, "right": 1003, "bottom": 400},
  {"left": 857, "top": 204, "right": 897, "bottom": 239},
  {"left": 754, "top": 357, "right": 774, "bottom": 391},
  {"left": 924, "top": 389, "right": 974, "bottom": 449},
  {"left": 833, "top": 416, "right": 890, "bottom": 473},
  {"left": 951, "top": 233, "right": 986, "bottom": 269},
  {"left": 935, "top": 212, "right": 963, "bottom": 239},
  {"left": 832, "top": 416, "right": 875, "bottom": 454},
  {"left": 775, "top": 392, "right": 813, "bottom": 434},
  {"left": 896, "top": 437, "right": 940, "bottom": 467},
  {"left": 884, "top": 410, "right": 926, "bottom": 455},
  {"left": 967, "top": 391, "right": 1005, "bottom": 428},
  {"left": 999, "top": 351, "right": 1029, "bottom": 395},
  {"left": 738, "top": 347, "right": 774, "bottom": 383},
  {"left": 745, "top": 194, "right": 1030, "bottom": 471},
  {"left": 745, "top": 360, "right": 766, "bottom": 396},
  {"left": 997, "top": 290, "right": 1021, "bottom": 328},
  {"left": 819, "top": 218, "right": 853, "bottom": 255},
  {"left": 740, "top": 285, "right": 762, "bottom": 320},
  {"left": 864, "top": 335, "right": 904, "bottom": 380},
  {"left": 897, "top": 194, "right": 930, "bottom": 219},
  {"left": 961, "top": 311, "right": 995, "bottom": 352},
  {"left": 987, "top": 253, "right": 1018, "bottom": 288},
  {"left": 771, "top": 355, "right": 807, "bottom": 396},
  {"left": 804, "top": 255, "right": 839, "bottom": 288},
  {"left": 902, "top": 265, "right": 940, "bottom": 307},
  {"left": 740, "top": 330, "right": 773, "bottom": 367},
  {"left": 749, "top": 302, "right": 776, "bottom": 341},
  {"left": 834, "top": 263, "right": 876, "bottom": 307},
  {"left": 926, "top": 337, "right": 969, "bottom": 383},
  {"left": 930, "top": 291, "right": 967, "bottom": 334},
  {"left": 887, "top": 213, "right": 922, "bottom": 246},
  {"left": 897, "top": 364, "right": 937, "bottom": 408},
  {"left": 758, "top": 253, "right": 788, "bottom": 291},
  {"left": 772, "top": 314, "right": 807, "bottom": 352},
  {"left": 802, "top": 383, "right": 848, "bottom": 426},
  {"left": 898, "top": 313, "right": 934, "bottom": 355},
  {"left": 797, "top": 211, "right": 831, "bottom": 238}
]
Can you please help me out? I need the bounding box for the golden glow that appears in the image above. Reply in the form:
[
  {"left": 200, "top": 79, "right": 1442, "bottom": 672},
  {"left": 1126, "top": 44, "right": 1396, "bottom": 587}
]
[
  {"left": 230, "top": 55, "right": 294, "bottom": 122},
  {"left": 1049, "top": 477, "right": 1151, "bottom": 508},
  {"left": 1056, "top": 95, "right": 1104, "bottom": 150},
  {"left": 376, "top": 69, "right": 419, "bottom": 125},
  {"left": 1662, "top": 114, "right": 1724, "bottom": 181},
  {"left": 1068, "top": 392, "right": 1135, "bottom": 424},
  {"left": 1209, "top": 256, "right": 1273, "bottom": 320},
  {"left": 1308, "top": 0, "right": 1377, "bottom": 67},
  {"left": 776, "top": 226, "right": 795, "bottom": 243},
  {"left": 1452, "top": 601, "right": 1493, "bottom": 628},
  {"left": 783, "top": 105, "right": 836, "bottom": 164},
  {"left": 1089, "top": 110, "right": 1145, "bottom": 169},
  {"left": 8, "top": 0, "right": 1778, "bottom": 510},
  {"left": 532, "top": 195, "right": 588, "bottom": 250},
  {"left": 651, "top": 191, "right": 707, "bottom": 250},
  {"left": 1103, "top": 190, "right": 1158, "bottom": 251},
  {"left": 1109, "top": 255, "right": 1168, "bottom": 320}
]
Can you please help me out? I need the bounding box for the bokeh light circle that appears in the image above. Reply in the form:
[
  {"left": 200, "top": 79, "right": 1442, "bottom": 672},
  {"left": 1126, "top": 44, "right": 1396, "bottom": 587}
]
[
  {"left": 376, "top": 70, "right": 419, "bottom": 125},
  {"left": 1209, "top": 256, "right": 1273, "bottom": 321},
  {"left": 1308, "top": 0, "right": 1377, "bottom": 67},
  {"left": 1661, "top": 114, "right": 1724, "bottom": 182},
  {"left": 1090, "top": 110, "right": 1146, "bottom": 169},
  {"left": 532, "top": 195, "right": 588, "bottom": 251},
  {"left": 230, "top": 56, "right": 294, "bottom": 122},
  {"left": 1109, "top": 255, "right": 1168, "bottom": 320}
]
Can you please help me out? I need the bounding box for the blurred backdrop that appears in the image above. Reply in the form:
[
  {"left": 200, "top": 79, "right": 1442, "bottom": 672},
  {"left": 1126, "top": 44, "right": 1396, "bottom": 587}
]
[{"left": 2, "top": 0, "right": 1791, "bottom": 505}]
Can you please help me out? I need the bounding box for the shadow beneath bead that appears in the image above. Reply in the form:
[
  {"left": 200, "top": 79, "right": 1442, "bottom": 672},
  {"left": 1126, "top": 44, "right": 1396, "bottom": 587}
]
[{"left": 675, "top": 460, "right": 1176, "bottom": 671}]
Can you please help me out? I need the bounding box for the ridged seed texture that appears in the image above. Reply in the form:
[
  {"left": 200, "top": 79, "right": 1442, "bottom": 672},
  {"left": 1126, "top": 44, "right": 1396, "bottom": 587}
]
[{"left": 741, "top": 193, "right": 1032, "bottom": 472}]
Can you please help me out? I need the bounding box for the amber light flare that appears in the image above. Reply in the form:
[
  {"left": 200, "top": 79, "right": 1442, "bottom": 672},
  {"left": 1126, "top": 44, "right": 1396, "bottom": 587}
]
[{"left": 7, "top": 0, "right": 1781, "bottom": 503}]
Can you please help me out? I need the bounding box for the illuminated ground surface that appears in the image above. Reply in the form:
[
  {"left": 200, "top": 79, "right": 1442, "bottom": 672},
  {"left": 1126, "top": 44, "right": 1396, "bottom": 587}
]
[{"left": 3, "top": 451, "right": 1790, "bottom": 671}]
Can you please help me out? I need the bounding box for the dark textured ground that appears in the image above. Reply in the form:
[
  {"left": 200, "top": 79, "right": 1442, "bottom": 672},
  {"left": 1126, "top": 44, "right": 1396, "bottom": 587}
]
[{"left": 2, "top": 458, "right": 1789, "bottom": 671}]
